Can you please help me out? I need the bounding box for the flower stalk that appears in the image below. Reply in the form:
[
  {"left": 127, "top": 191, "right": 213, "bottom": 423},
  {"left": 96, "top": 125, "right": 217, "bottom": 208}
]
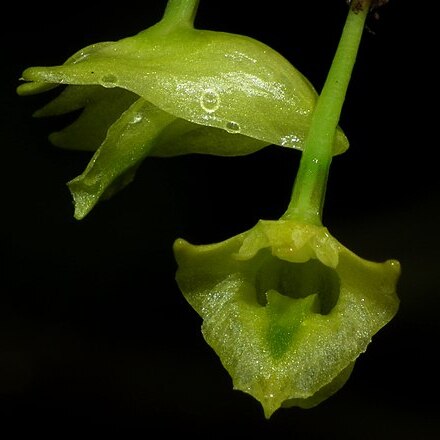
[
  {"left": 283, "top": 0, "right": 372, "bottom": 225},
  {"left": 161, "top": 0, "right": 200, "bottom": 28}
]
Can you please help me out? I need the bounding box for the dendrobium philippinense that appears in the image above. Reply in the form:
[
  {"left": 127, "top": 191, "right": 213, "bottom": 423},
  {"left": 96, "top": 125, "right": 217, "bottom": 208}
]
[{"left": 18, "top": 0, "right": 399, "bottom": 419}]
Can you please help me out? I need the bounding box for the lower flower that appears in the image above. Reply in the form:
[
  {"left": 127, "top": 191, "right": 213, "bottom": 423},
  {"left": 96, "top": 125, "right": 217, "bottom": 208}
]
[{"left": 174, "top": 219, "right": 400, "bottom": 418}]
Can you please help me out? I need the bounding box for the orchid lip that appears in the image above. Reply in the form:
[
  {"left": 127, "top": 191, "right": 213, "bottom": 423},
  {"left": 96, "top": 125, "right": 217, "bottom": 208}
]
[{"left": 253, "top": 250, "right": 341, "bottom": 315}]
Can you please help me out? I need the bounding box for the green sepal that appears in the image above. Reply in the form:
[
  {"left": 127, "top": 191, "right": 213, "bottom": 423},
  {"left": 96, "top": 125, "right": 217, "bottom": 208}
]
[
  {"left": 17, "top": 16, "right": 348, "bottom": 155},
  {"left": 174, "top": 220, "right": 400, "bottom": 418},
  {"left": 67, "top": 98, "right": 175, "bottom": 219}
]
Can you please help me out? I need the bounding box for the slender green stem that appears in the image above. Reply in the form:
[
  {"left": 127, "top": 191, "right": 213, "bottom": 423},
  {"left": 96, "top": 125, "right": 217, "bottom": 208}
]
[
  {"left": 282, "top": 0, "right": 372, "bottom": 225},
  {"left": 161, "top": 0, "right": 200, "bottom": 28}
]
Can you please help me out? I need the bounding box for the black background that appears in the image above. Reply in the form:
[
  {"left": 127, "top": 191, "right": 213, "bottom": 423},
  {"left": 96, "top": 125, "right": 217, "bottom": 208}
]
[{"left": 1, "top": 1, "right": 438, "bottom": 437}]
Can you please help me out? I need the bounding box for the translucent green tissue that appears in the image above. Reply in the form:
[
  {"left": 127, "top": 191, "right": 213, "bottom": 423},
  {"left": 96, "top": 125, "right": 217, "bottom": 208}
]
[{"left": 174, "top": 220, "right": 400, "bottom": 417}]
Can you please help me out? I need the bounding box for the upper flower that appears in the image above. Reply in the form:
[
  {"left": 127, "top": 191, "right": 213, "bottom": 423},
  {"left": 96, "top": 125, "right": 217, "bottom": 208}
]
[
  {"left": 17, "top": 4, "right": 348, "bottom": 219},
  {"left": 174, "top": 219, "right": 400, "bottom": 417}
]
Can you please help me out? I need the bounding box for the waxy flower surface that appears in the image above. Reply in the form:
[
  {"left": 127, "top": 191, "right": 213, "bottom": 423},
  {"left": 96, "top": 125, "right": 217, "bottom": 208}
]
[
  {"left": 174, "top": 220, "right": 400, "bottom": 417},
  {"left": 17, "top": 0, "right": 401, "bottom": 420}
]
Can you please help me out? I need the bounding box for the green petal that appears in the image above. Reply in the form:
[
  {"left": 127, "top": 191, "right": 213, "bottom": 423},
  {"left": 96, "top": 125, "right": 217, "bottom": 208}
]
[
  {"left": 67, "top": 98, "right": 175, "bottom": 219},
  {"left": 36, "top": 85, "right": 138, "bottom": 151},
  {"left": 34, "top": 81, "right": 269, "bottom": 157},
  {"left": 153, "top": 117, "right": 269, "bottom": 157},
  {"left": 174, "top": 220, "right": 400, "bottom": 418},
  {"left": 18, "top": 23, "right": 348, "bottom": 155}
]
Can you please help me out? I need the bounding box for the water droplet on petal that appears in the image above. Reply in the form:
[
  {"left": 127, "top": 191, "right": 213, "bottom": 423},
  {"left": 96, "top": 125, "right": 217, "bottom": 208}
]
[
  {"left": 200, "top": 89, "right": 220, "bottom": 113},
  {"left": 100, "top": 74, "right": 118, "bottom": 88},
  {"left": 225, "top": 121, "right": 241, "bottom": 133},
  {"left": 130, "top": 113, "right": 143, "bottom": 124},
  {"left": 280, "top": 134, "right": 301, "bottom": 147}
]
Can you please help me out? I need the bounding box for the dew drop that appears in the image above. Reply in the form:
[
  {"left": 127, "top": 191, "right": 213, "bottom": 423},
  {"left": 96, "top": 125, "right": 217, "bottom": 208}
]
[
  {"left": 100, "top": 74, "right": 118, "bottom": 87},
  {"left": 225, "top": 121, "right": 241, "bottom": 133},
  {"left": 280, "top": 134, "right": 301, "bottom": 147},
  {"left": 130, "top": 113, "right": 143, "bottom": 124},
  {"left": 200, "top": 89, "right": 220, "bottom": 113}
]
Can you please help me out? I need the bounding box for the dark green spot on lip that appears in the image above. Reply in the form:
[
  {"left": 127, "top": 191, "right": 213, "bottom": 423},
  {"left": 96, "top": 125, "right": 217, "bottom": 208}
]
[
  {"left": 266, "top": 292, "right": 320, "bottom": 359},
  {"left": 253, "top": 254, "right": 341, "bottom": 358}
]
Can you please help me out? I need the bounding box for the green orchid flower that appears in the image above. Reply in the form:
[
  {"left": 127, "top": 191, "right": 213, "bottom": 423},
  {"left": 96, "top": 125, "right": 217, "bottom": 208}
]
[
  {"left": 174, "top": 0, "right": 400, "bottom": 418},
  {"left": 17, "top": 0, "right": 348, "bottom": 219},
  {"left": 174, "top": 220, "right": 399, "bottom": 417}
]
